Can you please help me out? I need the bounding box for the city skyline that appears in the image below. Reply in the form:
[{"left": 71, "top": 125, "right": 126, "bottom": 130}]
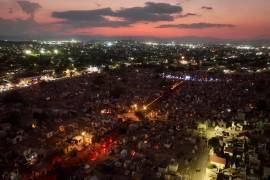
[{"left": 0, "top": 0, "right": 270, "bottom": 40}]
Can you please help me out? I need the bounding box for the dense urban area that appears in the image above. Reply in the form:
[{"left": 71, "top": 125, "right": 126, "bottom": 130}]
[{"left": 0, "top": 40, "right": 270, "bottom": 180}]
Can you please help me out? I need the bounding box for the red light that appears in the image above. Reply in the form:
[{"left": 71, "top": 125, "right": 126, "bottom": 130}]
[
  {"left": 88, "top": 137, "right": 115, "bottom": 161},
  {"left": 102, "top": 148, "right": 107, "bottom": 154},
  {"left": 52, "top": 156, "right": 63, "bottom": 164},
  {"left": 90, "top": 155, "right": 97, "bottom": 161}
]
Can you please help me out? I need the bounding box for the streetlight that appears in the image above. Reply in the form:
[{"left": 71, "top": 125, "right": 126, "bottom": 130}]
[
  {"left": 53, "top": 49, "right": 59, "bottom": 54},
  {"left": 143, "top": 105, "right": 147, "bottom": 110},
  {"left": 81, "top": 131, "right": 86, "bottom": 146},
  {"left": 40, "top": 48, "right": 46, "bottom": 54},
  {"left": 32, "top": 123, "right": 37, "bottom": 129},
  {"left": 24, "top": 49, "right": 32, "bottom": 55},
  {"left": 131, "top": 104, "right": 138, "bottom": 110}
]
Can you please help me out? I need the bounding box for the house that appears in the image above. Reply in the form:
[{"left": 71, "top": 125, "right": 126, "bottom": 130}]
[
  {"left": 24, "top": 149, "right": 38, "bottom": 165},
  {"left": 249, "top": 154, "right": 261, "bottom": 169},
  {"left": 237, "top": 112, "right": 246, "bottom": 121},
  {"left": 205, "top": 167, "right": 218, "bottom": 180},
  {"left": 46, "top": 131, "right": 54, "bottom": 138},
  {"left": 217, "top": 120, "right": 227, "bottom": 128},
  {"left": 236, "top": 123, "right": 244, "bottom": 131},
  {"left": 164, "top": 174, "right": 182, "bottom": 180},
  {"left": 258, "top": 143, "right": 267, "bottom": 153},
  {"left": 64, "top": 134, "right": 93, "bottom": 154},
  {"left": 12, "top": 135, "right": 23, "bottom": 144},
  {"left": 209, "top": 155, "right": 226, "bottom": 170},
  {"left": 214, "top": 126, "right": 224, "bottom": 136},
  {"left": 0, "top": 123, "right": 12, "bottom": 131},
  {"left": 197, "top": 122, "right": 208, "bottom": 131},
  {"left": 263, "top": 166, "right": 270, "bottom": 179},
  {"left": 246, "top": 173, "right": 260, "bottom": 180},
  {"left": 117, "top": 112, "right": 139, "bottom": 121},
  {"left": 166, "top": 163, "right": 179, "bottom": 173}
]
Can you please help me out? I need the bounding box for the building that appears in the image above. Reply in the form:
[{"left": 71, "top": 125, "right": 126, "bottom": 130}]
[{"left": 209, "top": 155, "right": 226, "bottom": 170}]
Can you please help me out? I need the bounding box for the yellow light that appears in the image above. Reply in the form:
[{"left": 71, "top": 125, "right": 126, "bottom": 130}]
[
  {"left": 81, "top": 131, "right": 86, "bottom": 136},
  {"left": 131, "top": 104, "right": 138, "bottom": 110},
  {"left": 53, "top": 49, "right": 59, "bottom": 54},
  {"left": 24, "top": 50, "right": 32, "bottom": 55},
  {"left": 40, "top": 48, "right": 45, "bottom": 54},
  {"left": 143, "top": 105, "right": 147, "bottom": 110},
  {"left": 32, "top": 123, "right": 36, "bottom": 129},
  {"left": 59, "top": 125, "right": 65, "bottom": 132}
]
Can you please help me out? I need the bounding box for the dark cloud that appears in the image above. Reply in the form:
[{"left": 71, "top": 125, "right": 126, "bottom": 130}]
[
  {"left": 52, "top": 2, "right": 183, "bottom": 28},
  {"left": 116, "top": 2, "right": 182, "bottom": 21},
  {"left": 0, "top": 18, "right": 39, "bottom": 36},
  {"left": 0, "top": 1, "right": 46, "bottom": 38},
  {"left": 17, "top": 0, "right": 41, "bottom": 19},
  {"left": 201, "top": 6, "right": 213, "bottom": 10},
  {"left": 115, "top": 2, "right": 182, "bottom": 22},
  {"left": 52, "top": 8, "right": 129, "bottom": 28},
  {"left": 157, "top": 22, "right": 235, "bottom": 29},
  {"left": 178, "top": 13, "right": 199, "bottom": 18},
  {"left": 52, "top": 8, "right": 114, "bottom": 21},
  {"left": 0, "top": 18, "right": 66, "bottom": 40}
]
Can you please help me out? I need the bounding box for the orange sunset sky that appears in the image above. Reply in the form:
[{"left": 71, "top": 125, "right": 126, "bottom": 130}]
[{"left": 0, "top": 0, "right": 270, "bottom": 39}]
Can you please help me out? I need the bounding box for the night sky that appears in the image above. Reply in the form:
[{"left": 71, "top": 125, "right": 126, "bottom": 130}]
[{"left": 0, "top": 0, "right": 270, "bottom": 40}]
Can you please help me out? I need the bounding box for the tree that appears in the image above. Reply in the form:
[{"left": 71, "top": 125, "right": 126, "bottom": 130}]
[
  {"left": 0, "top": 90, "right": 26, "bottom": 105},
  {"left": 3, "top": 111, "right": 21, "bottom": 126},
  {"left": 69, "top": 149, "right": 77, "bottom": 157},
  {"left": 208, "top": 137, "right": 220, "bottom": 149},
  {"left": 93, "top": 75, "right": 105, "bottom": 85},
  {"left": 208, "top": 164, "right": 217, "bottom": 169},
  {"left": 255, "top": 79, "right": 266, "bottom": 93},
  {"left": 256, "top": 99, "right": 269, "bottom": 111},
  {"left": 110, "top": 86, "right": 126, "bottom": 99}
]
